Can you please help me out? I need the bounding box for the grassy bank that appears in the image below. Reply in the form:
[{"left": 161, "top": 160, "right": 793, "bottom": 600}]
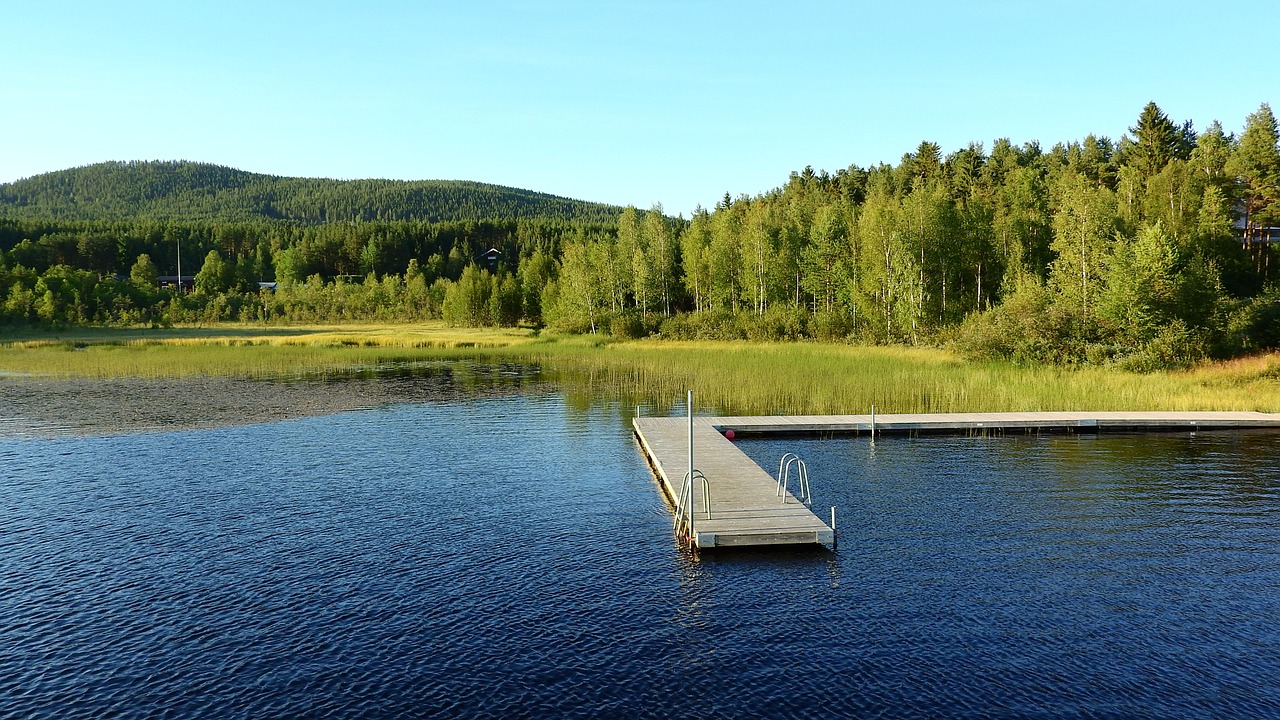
[{"left": 3, "top": 323, "right": 1279, "bottom": 414}]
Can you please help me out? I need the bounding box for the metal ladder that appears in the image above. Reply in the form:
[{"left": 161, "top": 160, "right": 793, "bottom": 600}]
[
  {"left": 674, "top": 469, "right": 711, "bottom": 540},
  {"left": 775, "top": 452, "right": 812, "bottom": 505}
]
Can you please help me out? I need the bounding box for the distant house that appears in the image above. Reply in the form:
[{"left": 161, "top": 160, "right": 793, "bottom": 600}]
[
  {"left": 1242, "top": 224, "right": 1277, "bottom": 246},
  {"left": 157, "top": 275, "right": 195, "bottom": 290},
  {"left": 1234, "top": 206, "right": 1277, "bottom": 246},
  {"left": 480, "top": 247, "right": 502, "bottom": 269},
  {"left": 154, "top": 276, "right": 277, "bottom": 290}
]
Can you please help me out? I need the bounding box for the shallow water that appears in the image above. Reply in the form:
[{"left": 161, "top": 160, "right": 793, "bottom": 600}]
[{"left": 3, "top": 378, "right": 1280, "bottom": 718}]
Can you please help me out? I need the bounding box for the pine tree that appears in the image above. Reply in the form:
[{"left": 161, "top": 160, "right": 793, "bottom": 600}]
[
  {"left": 1226, "top": 103, "right": 1280, "bottom": 246},
  {"left": 1127, "top": 102, "right": 1183, "bottom": 180}
]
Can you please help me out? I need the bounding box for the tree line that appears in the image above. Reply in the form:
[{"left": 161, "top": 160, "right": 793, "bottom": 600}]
[
  {"left": 2, "top": 102, "right": 1278, "bottom": 369},
  {"left": 543, "top": 102, "right": 1280, "bottom": 368},
  {"left": 0, "top": 214, "right": 603, "bottom": 326}
]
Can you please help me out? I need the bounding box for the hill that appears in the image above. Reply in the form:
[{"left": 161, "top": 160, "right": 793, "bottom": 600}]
[{"left": 0, "top": 161, "right": 622, "bottom": 224}]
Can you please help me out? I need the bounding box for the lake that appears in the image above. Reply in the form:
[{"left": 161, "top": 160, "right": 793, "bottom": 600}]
[{"left": 3, "top": 363, "right": 1280, "bottom": 718}]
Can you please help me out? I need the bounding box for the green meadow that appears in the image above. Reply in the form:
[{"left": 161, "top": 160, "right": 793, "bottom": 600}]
[{"left": 3, "top": 323, "right": 1280, "bottom": 415}]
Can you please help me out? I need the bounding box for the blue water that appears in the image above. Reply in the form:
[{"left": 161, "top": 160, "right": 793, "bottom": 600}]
[{"left": 3, "top": 384, "right": 1280, "bottom": 718}]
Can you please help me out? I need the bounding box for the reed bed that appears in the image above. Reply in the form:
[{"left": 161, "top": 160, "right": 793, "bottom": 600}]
[
  {"left": 3, "top": 325, "right": 1279, "bottom": 414},
  {"left": 524, "top": 341, "right": 1280, "bottom": 415},
  {"left": 0, "top": 324, "right": 538, "bottom": 378}
]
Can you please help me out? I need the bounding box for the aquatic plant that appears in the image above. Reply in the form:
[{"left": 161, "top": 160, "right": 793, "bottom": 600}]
[{"left": 3, "top": 324, "right": 1278, "bottom": 414}]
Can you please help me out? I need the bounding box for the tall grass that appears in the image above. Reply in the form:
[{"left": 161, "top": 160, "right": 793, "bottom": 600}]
[
  {"left": 3, "top": 324, "right": 1279, "bottom": 413},
  {"left": 523, "top": 340, "right": 1280, "bottom": 415},
  {"left": 0, "top": 323, "right": 538, "bottom": 378}
]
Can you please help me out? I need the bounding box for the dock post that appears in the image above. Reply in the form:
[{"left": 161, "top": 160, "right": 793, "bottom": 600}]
[
  {"left": 871, "top": 404, "right": 876, "bottom": 440},
  {"left": 831, "top": 506, "right": 837, "bottom": 550},
  {"left": 687, "top": 390, "right": 695, "bottom": 544}
]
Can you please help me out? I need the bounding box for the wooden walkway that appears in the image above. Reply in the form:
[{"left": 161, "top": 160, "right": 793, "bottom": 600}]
[
  {"left": 633, "top": 416, "right": 835, "bottom": 549},
  {"left": 633, "top": 411, "right": 1280, "bottom": 550}
]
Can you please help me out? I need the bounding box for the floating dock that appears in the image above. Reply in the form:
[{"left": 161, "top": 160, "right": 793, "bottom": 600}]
[{"left": 633, "top": 411, "right": 1280, "bottom": 550}]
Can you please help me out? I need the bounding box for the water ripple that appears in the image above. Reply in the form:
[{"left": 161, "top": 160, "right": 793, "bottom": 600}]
[{"left": 4, "top": 406, "right": 1280, "bottom": 718}]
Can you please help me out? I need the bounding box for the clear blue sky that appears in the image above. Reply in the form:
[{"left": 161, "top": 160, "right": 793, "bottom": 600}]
[{"left": 3, "top": 1, "right": 1276, "bottom": 216}]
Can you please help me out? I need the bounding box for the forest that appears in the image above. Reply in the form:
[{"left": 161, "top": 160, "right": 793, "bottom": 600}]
[
  {"left": 0, "top": 161, "right": 621, "bottom": 224},
  {"left": 2, "top": 102, "right": 1278, "bottom": 370}
]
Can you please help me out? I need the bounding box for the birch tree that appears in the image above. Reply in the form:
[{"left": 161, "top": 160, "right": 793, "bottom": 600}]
[{"left": 1049, "top": 173, "right": 1118, "bottom": 317}]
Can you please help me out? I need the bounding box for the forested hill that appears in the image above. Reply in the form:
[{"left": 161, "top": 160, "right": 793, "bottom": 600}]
[{"left": 0, "top": 161, "right": 622, "bottom": 224}]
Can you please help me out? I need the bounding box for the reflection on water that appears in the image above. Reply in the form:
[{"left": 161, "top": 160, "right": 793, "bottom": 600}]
[
  {"left": 2, "top": 372, "right": 1280, "bottom": 718},
  {"left": 0, "top": 361, "right": 550, "bottom": 439}
]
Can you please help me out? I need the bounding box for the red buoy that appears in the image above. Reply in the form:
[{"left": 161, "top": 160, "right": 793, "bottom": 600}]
[{"left": 724, "top": 429, "right": 735, "bottom": 440}]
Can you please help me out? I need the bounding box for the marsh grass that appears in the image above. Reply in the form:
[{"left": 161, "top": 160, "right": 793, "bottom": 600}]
[
  {"left": 0, "top": 323, "right": 539, "bottom": 378},
  {"left": 528, "top": 341, "right": 1280, "bottom": 415},
  {"left": 3, "top": 324, "right": 1279, "bottom": 413}
]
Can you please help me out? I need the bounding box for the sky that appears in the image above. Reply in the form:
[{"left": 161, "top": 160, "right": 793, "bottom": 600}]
[{"left": 3, "top": 0, "right": 1277, "bottom": 216}]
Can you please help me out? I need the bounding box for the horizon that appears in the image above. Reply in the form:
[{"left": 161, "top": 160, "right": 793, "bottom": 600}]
[{"left": 4, "top": 1, "right": 1278, "bottom": 216}]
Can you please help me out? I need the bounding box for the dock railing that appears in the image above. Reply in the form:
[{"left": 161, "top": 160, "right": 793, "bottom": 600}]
[
  {"left": 776, "top": 453, "right": 811, "bottom": 505},
  {"left": 674, "top": 469, "right": 711, "bottom": 541}
]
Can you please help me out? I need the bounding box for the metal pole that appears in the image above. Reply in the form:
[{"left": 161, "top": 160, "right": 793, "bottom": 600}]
[
  {"left": 871, "top": 404, "right": 876, "bottom": 440},
  {"left": 687, "top": 390, "right": 694, "bottom": 544},
  {"left": 831, "top": 506, "right": 837, "bottom": 550}
]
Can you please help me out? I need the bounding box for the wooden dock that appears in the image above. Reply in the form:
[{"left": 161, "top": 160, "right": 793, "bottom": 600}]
[
  {"left": 633, "top": 411, "right": 1280, "bottom": 550},
  {"left": 633, "top": 415, "right": 836, "bottom": 549}
]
